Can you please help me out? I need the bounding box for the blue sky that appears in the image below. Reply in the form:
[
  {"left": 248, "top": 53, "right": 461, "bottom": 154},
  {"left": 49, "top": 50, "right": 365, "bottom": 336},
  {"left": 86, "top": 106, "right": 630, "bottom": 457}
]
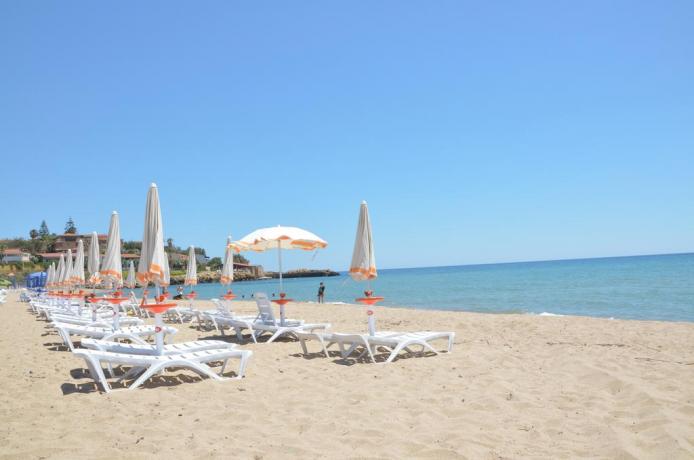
[{"left": 1, "top": 1, "right": 692, "bottom": 270}]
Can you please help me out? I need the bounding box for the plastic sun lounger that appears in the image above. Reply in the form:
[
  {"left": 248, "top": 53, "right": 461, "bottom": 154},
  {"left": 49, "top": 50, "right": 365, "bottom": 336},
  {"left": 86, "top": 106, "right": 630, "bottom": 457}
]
[
  {"left": 296, "top": 330, "right": 455, "bottom": 363},
  {"left": 214, "top": 293, "right": 330, "bottom": 344},
  {"left": 195, "top": 299, "right": 259, "bottom": 335},
  {"left": 80, "top": 338, "right": 238, "bottom": 356},
  {"left": 72, "top": 347, "right": 253, "bottom": 393},
  {"left": 50, "top": 322, "right": 178, "bottom": 352},
  {"left": 48, "top": 313, "right": 144, "bottom": 327}
]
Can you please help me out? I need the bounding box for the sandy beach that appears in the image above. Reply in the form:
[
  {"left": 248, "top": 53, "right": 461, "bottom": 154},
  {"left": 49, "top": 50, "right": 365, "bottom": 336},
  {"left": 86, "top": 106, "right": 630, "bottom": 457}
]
[{"left": 0, "top": 292, "right": 693, "bottom": 459}]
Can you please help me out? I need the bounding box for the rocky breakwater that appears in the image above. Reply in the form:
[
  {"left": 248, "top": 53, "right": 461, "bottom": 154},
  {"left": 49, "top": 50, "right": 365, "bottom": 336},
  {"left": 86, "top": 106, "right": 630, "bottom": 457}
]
[
  {"left": 168, "top": 270, "right": 258, "bottom": 285},
  {"left": 265, "top": 269, "right": 340, "bottom": 279}
]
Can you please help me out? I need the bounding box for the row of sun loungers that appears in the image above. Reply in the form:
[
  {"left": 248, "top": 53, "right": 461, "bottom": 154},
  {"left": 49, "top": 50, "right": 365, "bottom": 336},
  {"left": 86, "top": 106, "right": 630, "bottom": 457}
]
[{"left": 22, "top": 289, "right": 455, "bottom": 393}]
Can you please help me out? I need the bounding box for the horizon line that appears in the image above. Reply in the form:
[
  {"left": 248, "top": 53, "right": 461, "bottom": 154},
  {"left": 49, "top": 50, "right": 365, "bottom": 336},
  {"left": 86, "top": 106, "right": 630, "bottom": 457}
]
[{"left": 360, "top": 251, "right": 694, "bottom": 272}]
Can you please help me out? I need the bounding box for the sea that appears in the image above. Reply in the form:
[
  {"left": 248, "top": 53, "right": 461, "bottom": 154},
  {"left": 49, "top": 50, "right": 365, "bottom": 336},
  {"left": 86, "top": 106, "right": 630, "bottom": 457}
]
[{"left": 159, "top": 253, "right": 693, "bottom": 322}]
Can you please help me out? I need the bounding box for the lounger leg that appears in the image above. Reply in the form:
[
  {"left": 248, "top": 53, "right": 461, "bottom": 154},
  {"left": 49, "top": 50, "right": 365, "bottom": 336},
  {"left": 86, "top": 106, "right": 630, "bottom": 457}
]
[
  {"left": 266, "top": 328, "right": 287, "bottom": 344},
  {"left": 82, "top": 355, "right": 111, "bottom": 393},
  {"left": 236, "top": 352, "right": 251, "bottom": 379}
]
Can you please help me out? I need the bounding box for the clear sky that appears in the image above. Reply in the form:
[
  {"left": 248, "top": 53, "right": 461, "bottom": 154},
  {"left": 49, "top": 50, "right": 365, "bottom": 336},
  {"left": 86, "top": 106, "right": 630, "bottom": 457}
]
[{"left": 1, "top": 1, "right": 692, "bottom": 271}]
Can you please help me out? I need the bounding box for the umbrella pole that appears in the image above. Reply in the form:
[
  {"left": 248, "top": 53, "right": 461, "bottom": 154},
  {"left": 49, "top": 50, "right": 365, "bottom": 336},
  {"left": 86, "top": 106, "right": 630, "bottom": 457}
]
[
  {"left": 277, "top": 241, "right": 283, "bottom": 294},
  {"left": 154, "top": 280, "right": 164, "bottom": 355}
]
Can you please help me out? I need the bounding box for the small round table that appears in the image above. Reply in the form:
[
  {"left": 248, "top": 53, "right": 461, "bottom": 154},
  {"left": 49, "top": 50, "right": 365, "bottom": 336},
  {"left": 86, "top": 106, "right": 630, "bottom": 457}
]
[{"left": 271, "top": 297, "right": 293, "bottom": 326}]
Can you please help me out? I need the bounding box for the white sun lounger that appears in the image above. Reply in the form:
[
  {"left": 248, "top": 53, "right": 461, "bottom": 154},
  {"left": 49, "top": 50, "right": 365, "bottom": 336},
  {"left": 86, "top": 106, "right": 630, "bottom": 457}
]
[
  {"left": 296, "top": 330, "right": 455, "bottom": 363},
  {"left": 72, "top": 347, "right": 253, "bottom": 393},
  {"left": 51, "top": 322, "right": 177, "bottom": 352},
  {"left": 214, "top": 293, "right": 330, "bottom": 344},
  {"left": 48, "top": 313, "right": 143, "bottom": 327},
  {"left": 80, "top": 338, "right": 237, "bottom": 355}
]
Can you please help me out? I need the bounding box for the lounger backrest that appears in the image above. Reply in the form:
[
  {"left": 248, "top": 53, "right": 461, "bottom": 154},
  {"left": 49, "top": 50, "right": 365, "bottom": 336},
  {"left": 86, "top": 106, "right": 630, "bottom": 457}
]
[
  {"left": 254, "top": 292, "right": 277, "bottom": 325},
  {"left": 212, "top": 298, "right": 230, "bottom": 315}
]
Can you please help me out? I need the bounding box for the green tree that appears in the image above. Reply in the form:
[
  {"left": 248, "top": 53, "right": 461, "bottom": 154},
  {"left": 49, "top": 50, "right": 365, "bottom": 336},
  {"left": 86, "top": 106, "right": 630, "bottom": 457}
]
[
  {"left": 207, "top": 257, "right": 223, "bottom": 270},
  {"left": 64, "top": 217, "right": 77, "bottom": 234},
  {"left": 29, "top": 229, "right": 38, "bottom": 240},
  {"left": 233, "top": 253, "right": 249, "bottom": 264},
  {"left": 39, "top": 220, "right": 50, "bottom": 237}
]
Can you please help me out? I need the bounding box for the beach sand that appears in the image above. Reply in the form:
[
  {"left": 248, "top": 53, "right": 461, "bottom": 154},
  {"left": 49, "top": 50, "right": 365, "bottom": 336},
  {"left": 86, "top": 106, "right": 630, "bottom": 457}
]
[{"left": 0, "top": 292, "right": 693, "bottom": 459}]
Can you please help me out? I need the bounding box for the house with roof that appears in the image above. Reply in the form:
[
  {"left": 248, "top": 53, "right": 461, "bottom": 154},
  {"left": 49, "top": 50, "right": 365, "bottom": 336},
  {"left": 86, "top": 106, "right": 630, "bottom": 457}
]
[{"left": 1, "top": 248, "right": 32, "bottom": 263}]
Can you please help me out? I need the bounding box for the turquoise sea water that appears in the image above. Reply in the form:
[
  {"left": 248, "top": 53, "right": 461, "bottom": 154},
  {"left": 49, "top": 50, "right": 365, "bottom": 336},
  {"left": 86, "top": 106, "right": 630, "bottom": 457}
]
[{"left": 157, "top": 253, "right": 693, "bottom": 322}]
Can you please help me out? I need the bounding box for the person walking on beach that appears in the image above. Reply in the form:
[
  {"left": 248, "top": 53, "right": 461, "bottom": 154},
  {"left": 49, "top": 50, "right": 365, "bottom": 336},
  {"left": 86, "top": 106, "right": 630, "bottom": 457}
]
[{"left": 317, "top": 282, "right": 325, "bottom": 303}]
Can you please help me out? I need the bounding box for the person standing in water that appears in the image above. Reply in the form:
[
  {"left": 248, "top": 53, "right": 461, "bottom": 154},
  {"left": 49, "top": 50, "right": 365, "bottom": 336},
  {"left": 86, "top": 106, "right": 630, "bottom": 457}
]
[{"left": 317, "top": 282, "right": 325, "bottom": 303}]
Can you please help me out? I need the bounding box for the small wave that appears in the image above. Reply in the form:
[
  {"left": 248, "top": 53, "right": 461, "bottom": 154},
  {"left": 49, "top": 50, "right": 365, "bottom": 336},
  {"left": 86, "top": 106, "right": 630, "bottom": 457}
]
[{"left": 537, "top": 312, "right": 565, "bottom": 317}]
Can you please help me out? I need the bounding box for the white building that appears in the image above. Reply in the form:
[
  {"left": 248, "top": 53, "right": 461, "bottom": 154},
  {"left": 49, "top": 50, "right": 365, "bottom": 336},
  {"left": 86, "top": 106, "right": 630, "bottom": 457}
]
[{"left": 1, "top": 249, "right": 32, "bottom": 263}]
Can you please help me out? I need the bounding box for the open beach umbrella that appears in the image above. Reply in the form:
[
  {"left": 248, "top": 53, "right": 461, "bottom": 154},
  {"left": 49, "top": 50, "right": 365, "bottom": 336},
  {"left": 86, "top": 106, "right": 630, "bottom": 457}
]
[
  {"left": 87, "top": 231, "right": 101, "bottom": 286},
  {"left": 72, "top": 239, "right": 86, "bottom": 287},
  {"left": 56, "top": 254, "right": 65, "bottom": 288},
  {"left": 64, "top": 249, "right": 74, "bottom": 289},
  {"left": 125, "top": 261, "right": 136, "bottom": 289},
  {"left": 238, "top": 226, "right": 328, "bottom": 293},
  {"left": 100, "top": 211, "right": 123, "bottom": 287},
  {"left": 137, "top": 183, "right": 167, "bottom": 287},
  {"left": 184, "top": 246, "right": 197, "bottom": 287},
  {"left": 350, "top": 201, "right": 380, "bottom": 335}
]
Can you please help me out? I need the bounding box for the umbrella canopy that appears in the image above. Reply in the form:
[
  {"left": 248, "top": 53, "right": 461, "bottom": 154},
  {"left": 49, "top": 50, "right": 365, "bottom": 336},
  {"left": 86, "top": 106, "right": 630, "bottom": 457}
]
[
  {"left": 87, "top": 231, "right": 101, "bottom": 285},
  {"left": 125, "top": 261, "right": 136, "bottom": 289},
  {"left": 72, "top": 239, "right": 86, "bottom": 286},
  {"left": 160, "top": 252, "right": 171, "bottom": 287},
  {"left": 46, "top": 263, "right": 55, "bottom": 288},
  {"left": 100, "top": 211, "right": 123, "bottom": 286},
  {"left": 349, "top": 201, "right": 380, "bottom": 336},
  {"left": 137, "top": 183, "right": 167, "bottom": 286},
  {"left": 56, "top": 254, "right": 65, "bottom": 287},
  {"left": 238, "top": 225, "right": 327, "bottom": 292},
  {"left": 220, "top": 236, "right": 237, "bottom": 285},
  {"left": 184, "top": 246, "right": 197, "bottom": 286},
  {"left": 239, "top": 226, "right": 327, "bottom": 252},
  {"left": 64, "top": 249, "right": 74, "bottom": 288},
  {"left": 349, "top": 201, "right": 377, "bottom": 281}
]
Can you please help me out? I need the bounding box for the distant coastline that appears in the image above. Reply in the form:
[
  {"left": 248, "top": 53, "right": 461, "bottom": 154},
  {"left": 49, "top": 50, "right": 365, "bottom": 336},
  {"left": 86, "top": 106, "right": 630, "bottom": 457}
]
[{"left": 168, "top": 268, "right": 339, "bottom": 286}]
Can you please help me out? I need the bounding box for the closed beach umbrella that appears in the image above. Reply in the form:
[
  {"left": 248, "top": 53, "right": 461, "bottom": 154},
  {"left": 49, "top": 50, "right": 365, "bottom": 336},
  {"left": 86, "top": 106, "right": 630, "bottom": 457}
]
[
  {"left": 220, "top": 236, "right": 236, "bottom": 286},
  {"left": 350, "top": 201, "right": 377, "bottom": 282},
  {"left": 160, "top": 253, "right": 171, "bottom": 288},
  {"left": 87, "top": 231, "right": 101, "bottom": 286},
  {"left": 350, "top": 201, "right": 380, "bottom": 335},
  {"left": 100, "top": 211, "right": 123, "bottom": 287},
  {"left": 137, "top": 183, "right": 167, "bottom": 287},
  {"left": 72, "top": 239, "right": 86, "bottom": 286},
  {"left": 46, "top": 263, "right": 55, "bottom": 288},
  {"left": 56, "top": 254, "right": 65, "bottom": 288},
  {"left": 238, "top": 225, "right": 328, "bottom": 293},
  {"left": 125, "top": 261, "right": 136, "bottom": 289},
  {"left": 184, "top": 246, "right": 197, "bottom": 287},
  {"left": 64, "top": 250, "right": 74, "bottom": 289}
]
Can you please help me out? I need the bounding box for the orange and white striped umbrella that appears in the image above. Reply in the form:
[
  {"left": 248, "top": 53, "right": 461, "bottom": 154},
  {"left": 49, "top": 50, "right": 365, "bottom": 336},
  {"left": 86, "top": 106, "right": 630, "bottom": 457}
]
[
  {"left": 64, "top": 249, "right": 74, "bottom": 288},
  {"left": 349, "top": 201, "right": 377, "bottom": 281},
  {"left": 46, "top": 263, "right": 55, "bottom": 288},
  {"left": 100, "top": 211, "right": 123, "bottom": 286},
  {"left": 87, "top": 231, "right": 101, "bottom": 286},
  {"left": 220, "top": 236, "right": 240, "bottom": 286},
  {"left": 72, "top": 239, "right": 86, "bottom": 286},
  {"left": 238, "top": 225, "right": 327, "bottom": 293},
  {"left": 55, "top": 253, "right": 65, "bottom": 288},
  {"left": 137, "top": 183, "right": 167, "bottom": 286},
  {"left": 184, "top": 246, "right": 197, "bottom": 286},
  {"left": 160, "top": 252, "right": 171, "bottom": 287},
  {"left": 125, "top": 261, "right": 136, "bottom": 289}
]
